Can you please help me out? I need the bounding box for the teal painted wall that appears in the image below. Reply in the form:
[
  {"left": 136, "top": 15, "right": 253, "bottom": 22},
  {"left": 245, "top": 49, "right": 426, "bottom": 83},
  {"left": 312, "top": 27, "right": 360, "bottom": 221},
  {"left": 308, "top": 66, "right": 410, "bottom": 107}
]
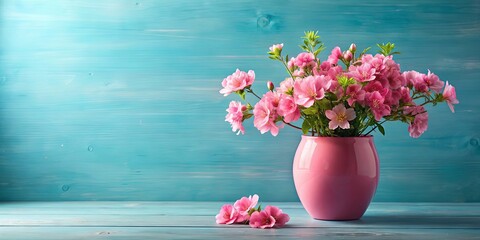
[{"left": 0, "top": 0, "right": 479, "bottom": 202}]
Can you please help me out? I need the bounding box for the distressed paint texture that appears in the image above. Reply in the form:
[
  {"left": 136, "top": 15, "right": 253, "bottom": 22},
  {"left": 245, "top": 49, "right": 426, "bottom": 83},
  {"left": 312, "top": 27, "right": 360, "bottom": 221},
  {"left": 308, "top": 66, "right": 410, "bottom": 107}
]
[{"left": 0, "top": 0, "right": 479, "bottom": 201}]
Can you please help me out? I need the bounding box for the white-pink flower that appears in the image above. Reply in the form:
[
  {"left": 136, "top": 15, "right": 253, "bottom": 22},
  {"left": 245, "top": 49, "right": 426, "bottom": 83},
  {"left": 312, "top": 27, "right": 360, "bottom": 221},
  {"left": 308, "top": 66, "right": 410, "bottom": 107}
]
[
  {"left": 442, "top": 81, "right": 459, "bottom": 113},
  {"left": 225, "top": 101, "right": 246, "bottom": 135},
  {"left": 269, "top": 43, "right": 283, "bottom": 52},
  {"left": 220, "top": 69, "right": 255, "bottom": 96},
  {"left": 234, "top": 194, "right": 259, "bottom": 223},
  {"left": 325, "top": 104, "right": 356, "bottom": 130},
  {"left": 293, "top": 75, "right": 331, "bottom": 108}
]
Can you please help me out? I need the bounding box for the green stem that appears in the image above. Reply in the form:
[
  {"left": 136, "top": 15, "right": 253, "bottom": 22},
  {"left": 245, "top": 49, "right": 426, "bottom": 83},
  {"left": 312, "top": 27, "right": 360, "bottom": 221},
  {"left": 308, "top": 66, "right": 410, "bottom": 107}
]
[
  {"left": 279, "top": 57, "right": 294, "bottom": 79},
  {"left": 281, "top": 120, "right": 302, "bottom": 131},
  {"left": 364, "top": 119, "right": 387, "bottom": 136},
  {"left": 246, "top": 89, "right": 261, "bottom": 100}
]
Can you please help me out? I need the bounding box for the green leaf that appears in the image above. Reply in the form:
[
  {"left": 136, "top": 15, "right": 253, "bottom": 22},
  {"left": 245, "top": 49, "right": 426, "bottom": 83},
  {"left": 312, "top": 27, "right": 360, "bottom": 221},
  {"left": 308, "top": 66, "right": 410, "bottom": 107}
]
[
  {"left": 375, "top": 122, "right": 385, "bottom": 135},
  {"left": 302, "top": 107, "right": 318, "bottom": 115},
  {"left": 301, "top": 120, "right": 311, "bottom": 135},
  {"left": 377, "top": 42, "right": 397, "bottom": 56},
  {"left": 299, "top": 45, "right": 309, "bottom": 51}
]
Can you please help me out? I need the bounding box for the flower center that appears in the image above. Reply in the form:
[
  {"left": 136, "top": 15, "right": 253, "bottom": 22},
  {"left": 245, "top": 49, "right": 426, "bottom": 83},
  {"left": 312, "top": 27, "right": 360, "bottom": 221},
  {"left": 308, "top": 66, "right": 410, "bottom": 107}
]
[{"left": 337, "top": 113, "right": 346, "bottom": 122}]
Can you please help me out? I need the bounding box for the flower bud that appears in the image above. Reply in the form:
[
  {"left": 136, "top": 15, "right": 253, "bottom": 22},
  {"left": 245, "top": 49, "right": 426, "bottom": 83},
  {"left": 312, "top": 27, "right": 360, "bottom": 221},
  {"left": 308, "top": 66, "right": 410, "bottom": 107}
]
[
  {"left": 349, "top": 43, "right": 356, "bottom": 53},
  {"left": 343, "top": 51, "right": 353, "bottom": 62},
  {"left": 267, "top": 81, "right": 275, "bottom": 91}
]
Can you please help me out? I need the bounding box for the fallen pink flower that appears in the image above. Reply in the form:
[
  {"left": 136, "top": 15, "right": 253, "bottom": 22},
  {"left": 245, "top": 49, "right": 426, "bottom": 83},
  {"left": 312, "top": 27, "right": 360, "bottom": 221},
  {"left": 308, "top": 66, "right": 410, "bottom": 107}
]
[
  {"left": 215, "top": 204, "right": 239, "bottom": 225},
  {"left": 234, "top": 194, "right": 259, "bottom": 223}
]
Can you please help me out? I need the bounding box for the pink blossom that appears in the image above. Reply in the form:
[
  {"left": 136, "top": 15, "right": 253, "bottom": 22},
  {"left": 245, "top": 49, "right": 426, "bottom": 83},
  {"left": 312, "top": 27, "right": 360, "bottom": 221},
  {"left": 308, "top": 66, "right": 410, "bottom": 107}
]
[
  {"left": 249, "top": 206, "right": 290, "bottom": 229},
  {"left": 278, "top": 78, "right": 294, "bottom": 94},
  {"left": 362, "top": 54, "right": 387, "bottom": 74},
  {"left": 327, "top": 46, "right": 342, "bottom": 65},
  {"left": 442, "top": 81, "right": 459, "bottom": 113},
  {"left": 400, "top": 86, "right": 412, "bottom": 104},
  {"left": 220, "top": 69, "right": 255, "bottom": 96},
  {"left": 412, "top": 72, "right": 430, "bottom": 93},
  {"left": 278, "top": 95, "right": 301, "bottom": 123},
  {"left": 294, "top": 52, "right": 316, "bottom": 69},
  {"left": 384, "top": 89, "right": 402, "bottom": 107},
  {"left": 234, "top": 194, "right": 259, "bottom": 223},
  {"left": 424, "top": 70, "right": 444, "bottom": 93},
  {"left": 366, "top": 91, "right": 391, "bottom": 121},
  {"left": 264, "top": 206, "right": 290, "bottom": 228},
  {"left": 402, "top": 70, "right": 424, "bottom": 88},
  {"left": 408, "top": 112, "right": 428, "bottom": 138},
  {"left": 269, "top": 43, "right": 283, "bottom": 52},
  {"left": 293, "top": 69, "right": 306, "bottom": 77},
  {"left": 225, "top": 101, "right": 247, "bottom": 135},
  {"left": 325, "top": 104, "right": 356, "bottom": 130},
  {"left": 263, "top": 91, "right": 281, "bottom": 108},
  {"left": 253, "top": 97, "right": 282, "bottom": 136},
  {"left": 346, "top": 84, "right": 365, "bottom": 107},
  {"left": 364, "top": 81, "right": 389, "bottom": 96},
  {"left": 287, "top": 57, "right": 296, "bottom": 71},
  {"left": 404, "top": 105, "right": 426, "bottom": 116},
  {"left": 249, "top": 210, "right": 276, "bottom": 229},
  {"left": 328, "top": 65, "right": 344, "bottom": 81},
  {"left": 215, "top": 204, "right": 239, "bottom": 225},
  {"left": 331, "top": 81, "right": 344, "bottom": 99},
  {"left": 384, "top": 67, "right": 405, "bottom": 89},
  {"left": 348, "top": 63, "right": 376, "bottom": 82},
  {"left": 314, "top": 62, "right": 344, "bottom": 81},
  {"left": 293, "top": 75, "right": 332, "bottom": 108}
]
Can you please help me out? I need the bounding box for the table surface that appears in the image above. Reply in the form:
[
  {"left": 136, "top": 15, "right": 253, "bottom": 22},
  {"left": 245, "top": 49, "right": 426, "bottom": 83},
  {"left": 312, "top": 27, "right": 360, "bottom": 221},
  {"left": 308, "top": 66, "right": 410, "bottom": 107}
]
[{"left": 0, "top": 202, "right": 479, "bottom": 239}]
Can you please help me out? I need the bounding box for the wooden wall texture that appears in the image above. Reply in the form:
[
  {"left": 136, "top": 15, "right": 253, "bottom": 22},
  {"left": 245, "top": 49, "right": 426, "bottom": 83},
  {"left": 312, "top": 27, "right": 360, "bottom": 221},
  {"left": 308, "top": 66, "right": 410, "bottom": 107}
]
[{"left": 0, "top": 0, "right": 479, "bottom": 202}]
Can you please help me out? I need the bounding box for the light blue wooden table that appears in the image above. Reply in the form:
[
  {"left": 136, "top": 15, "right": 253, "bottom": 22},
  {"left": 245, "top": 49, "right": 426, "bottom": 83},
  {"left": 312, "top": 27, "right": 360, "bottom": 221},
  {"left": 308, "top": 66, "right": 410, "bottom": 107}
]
[{"left": 1, "top": 202, "right": 479, "bottom": 239}]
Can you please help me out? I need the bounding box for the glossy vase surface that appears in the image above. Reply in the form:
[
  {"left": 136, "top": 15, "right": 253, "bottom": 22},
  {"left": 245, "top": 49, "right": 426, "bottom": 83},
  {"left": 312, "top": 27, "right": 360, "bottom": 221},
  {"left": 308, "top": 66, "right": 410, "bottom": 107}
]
[{"left": 293, "top": 135, "right": 379, "bottom": 220}]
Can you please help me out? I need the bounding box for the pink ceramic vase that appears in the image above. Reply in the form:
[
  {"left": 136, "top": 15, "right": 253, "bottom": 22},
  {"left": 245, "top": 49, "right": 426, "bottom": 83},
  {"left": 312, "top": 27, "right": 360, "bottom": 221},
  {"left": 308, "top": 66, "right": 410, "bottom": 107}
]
[{"left": 293, "top": 135, "right": 379, "bottom": 220}]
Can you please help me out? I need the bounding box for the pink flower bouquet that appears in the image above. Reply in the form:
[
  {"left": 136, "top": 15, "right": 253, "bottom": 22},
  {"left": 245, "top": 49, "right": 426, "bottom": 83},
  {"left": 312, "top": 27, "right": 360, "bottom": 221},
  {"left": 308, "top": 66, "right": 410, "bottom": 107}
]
[{"left": 220, "top": 31, "right": 459, "bottom": 138}]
